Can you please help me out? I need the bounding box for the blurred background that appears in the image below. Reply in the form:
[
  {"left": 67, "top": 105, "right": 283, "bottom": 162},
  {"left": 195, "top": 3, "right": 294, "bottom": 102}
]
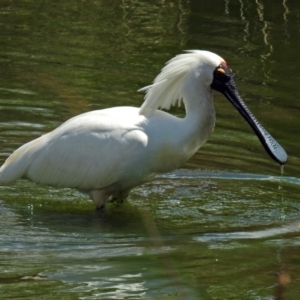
[{"left": 0, "top": 1, "right": 299, "bottom": 299}]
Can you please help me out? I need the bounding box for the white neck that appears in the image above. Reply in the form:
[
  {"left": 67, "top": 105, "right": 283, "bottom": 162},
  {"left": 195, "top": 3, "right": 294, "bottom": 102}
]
[{"left": 179, "top": 76, "right": 216, "bottom": 152}]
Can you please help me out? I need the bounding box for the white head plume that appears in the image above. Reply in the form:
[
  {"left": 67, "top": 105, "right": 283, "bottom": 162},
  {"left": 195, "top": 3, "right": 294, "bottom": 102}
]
[{"left": 139, "top": 50, "right": 224, "bottom": 115}]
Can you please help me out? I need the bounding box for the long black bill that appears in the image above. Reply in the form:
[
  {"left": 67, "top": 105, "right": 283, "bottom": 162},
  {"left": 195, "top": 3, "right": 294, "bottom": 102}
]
[{"left": 211, "top": 64, "right": 288, "bottom": 165}]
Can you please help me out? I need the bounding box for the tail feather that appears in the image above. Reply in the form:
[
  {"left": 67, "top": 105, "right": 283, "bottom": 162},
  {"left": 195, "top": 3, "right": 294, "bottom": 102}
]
[{"left": 0, "top": 138, "right": 41, "bottom": 184}]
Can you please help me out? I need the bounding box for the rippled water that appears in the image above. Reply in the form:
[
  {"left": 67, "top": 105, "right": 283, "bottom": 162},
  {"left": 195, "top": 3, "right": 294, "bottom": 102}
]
[{"left": 0, "top": 0, "right": 300, "bottom": 299}]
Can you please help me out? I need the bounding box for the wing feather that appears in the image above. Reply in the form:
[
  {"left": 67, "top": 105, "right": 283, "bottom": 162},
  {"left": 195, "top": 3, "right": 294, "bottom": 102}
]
[{"left": 0, "top": 107, "right": 148, "bottom": 190}]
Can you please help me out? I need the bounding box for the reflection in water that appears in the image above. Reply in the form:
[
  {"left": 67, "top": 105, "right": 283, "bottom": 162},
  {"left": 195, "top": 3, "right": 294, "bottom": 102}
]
[
  {"left": 177, "top": 0, "right": 190, "bottom": 46},
  {"left": 239, "top": 0, "right": 250, "bottom": 43},
  {"left": 255, "top": 0, "right": 273, "bottom": 62},
  {"left": 282, "top": 0, "right": 290, "bottom": 44},
  {"left": 224, "top": 0, "right": 295, "bottom": 84},
  {"left": 224, "top": 0, "right": 230, "bottom": 15},
  {"left": 120, "top": 0, "right": 190, "bottom": 48}
]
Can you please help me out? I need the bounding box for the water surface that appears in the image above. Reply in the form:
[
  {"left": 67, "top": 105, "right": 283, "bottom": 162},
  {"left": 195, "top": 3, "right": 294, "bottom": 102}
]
[{"left": 0, "top": 0, "right": 300, "bottom": 299}]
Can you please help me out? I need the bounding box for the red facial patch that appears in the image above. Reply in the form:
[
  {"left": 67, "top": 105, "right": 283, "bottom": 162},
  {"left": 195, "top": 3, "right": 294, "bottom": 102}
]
[{"left": 220, "top": 61, "right": 227, "bottom": 67}]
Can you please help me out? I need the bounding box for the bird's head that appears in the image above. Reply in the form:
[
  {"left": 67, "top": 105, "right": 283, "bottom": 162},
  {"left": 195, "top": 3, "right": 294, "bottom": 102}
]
[
  {"left": 139, "top": 50, "right": 287, "bottom": 165},
  {"left": 207, "top": 52, "right": 287, "bottom": 166}
]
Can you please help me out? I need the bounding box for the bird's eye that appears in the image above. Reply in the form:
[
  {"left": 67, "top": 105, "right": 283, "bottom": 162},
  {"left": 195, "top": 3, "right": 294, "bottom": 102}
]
[{"left": 215, "top": 66, "right": 226, "bottom": 76}]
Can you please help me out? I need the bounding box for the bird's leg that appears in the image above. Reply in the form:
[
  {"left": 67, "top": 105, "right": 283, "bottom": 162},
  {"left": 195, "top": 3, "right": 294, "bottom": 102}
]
[
  {"left": 88, "top": 189, "right": 111, "bottom": 209},
  {"left": 111, "top": 189, "right": 131, "bottom": 204}
]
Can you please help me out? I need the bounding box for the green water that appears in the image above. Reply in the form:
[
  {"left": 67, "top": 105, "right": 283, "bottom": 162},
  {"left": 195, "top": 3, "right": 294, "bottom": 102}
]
[{"left": 0, "top": 0, "right": 300, "bottom": 299}]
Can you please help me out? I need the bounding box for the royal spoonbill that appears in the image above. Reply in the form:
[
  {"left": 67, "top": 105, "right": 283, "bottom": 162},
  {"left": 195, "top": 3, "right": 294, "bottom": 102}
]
[{"left": 0, "top": 50, "right": 287, "bottom": 208}]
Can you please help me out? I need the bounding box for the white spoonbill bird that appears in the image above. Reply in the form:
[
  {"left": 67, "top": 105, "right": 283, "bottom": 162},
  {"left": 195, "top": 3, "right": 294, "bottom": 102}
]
[{"left": 0, "top": 50, "right": 287, "bottom": 208}]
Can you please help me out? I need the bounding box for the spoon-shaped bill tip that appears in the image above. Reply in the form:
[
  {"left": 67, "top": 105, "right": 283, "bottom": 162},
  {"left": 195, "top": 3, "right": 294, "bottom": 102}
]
[
  {"left": 261, "top": 128, "right": 288, "bottom": 165},
  {"left": 223, "top": 80, "right": 288, "bottom": 165}
]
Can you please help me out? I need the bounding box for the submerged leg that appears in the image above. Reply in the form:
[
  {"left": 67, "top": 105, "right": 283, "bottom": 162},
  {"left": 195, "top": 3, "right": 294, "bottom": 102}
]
[
  {"left": 88, "top": 187, "right": 132, "bottom": 209},
  {"left": 111, "top": 189, "right": 131, "bottom": 204},
  {"left": 88, "top": 189, "right": 112, "bottom": 209}
]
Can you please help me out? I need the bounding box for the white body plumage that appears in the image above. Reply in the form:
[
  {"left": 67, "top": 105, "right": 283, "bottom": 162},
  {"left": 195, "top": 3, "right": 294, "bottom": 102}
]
[{"left": 1, "top": 50, "right": 284, "bottom": 208}]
